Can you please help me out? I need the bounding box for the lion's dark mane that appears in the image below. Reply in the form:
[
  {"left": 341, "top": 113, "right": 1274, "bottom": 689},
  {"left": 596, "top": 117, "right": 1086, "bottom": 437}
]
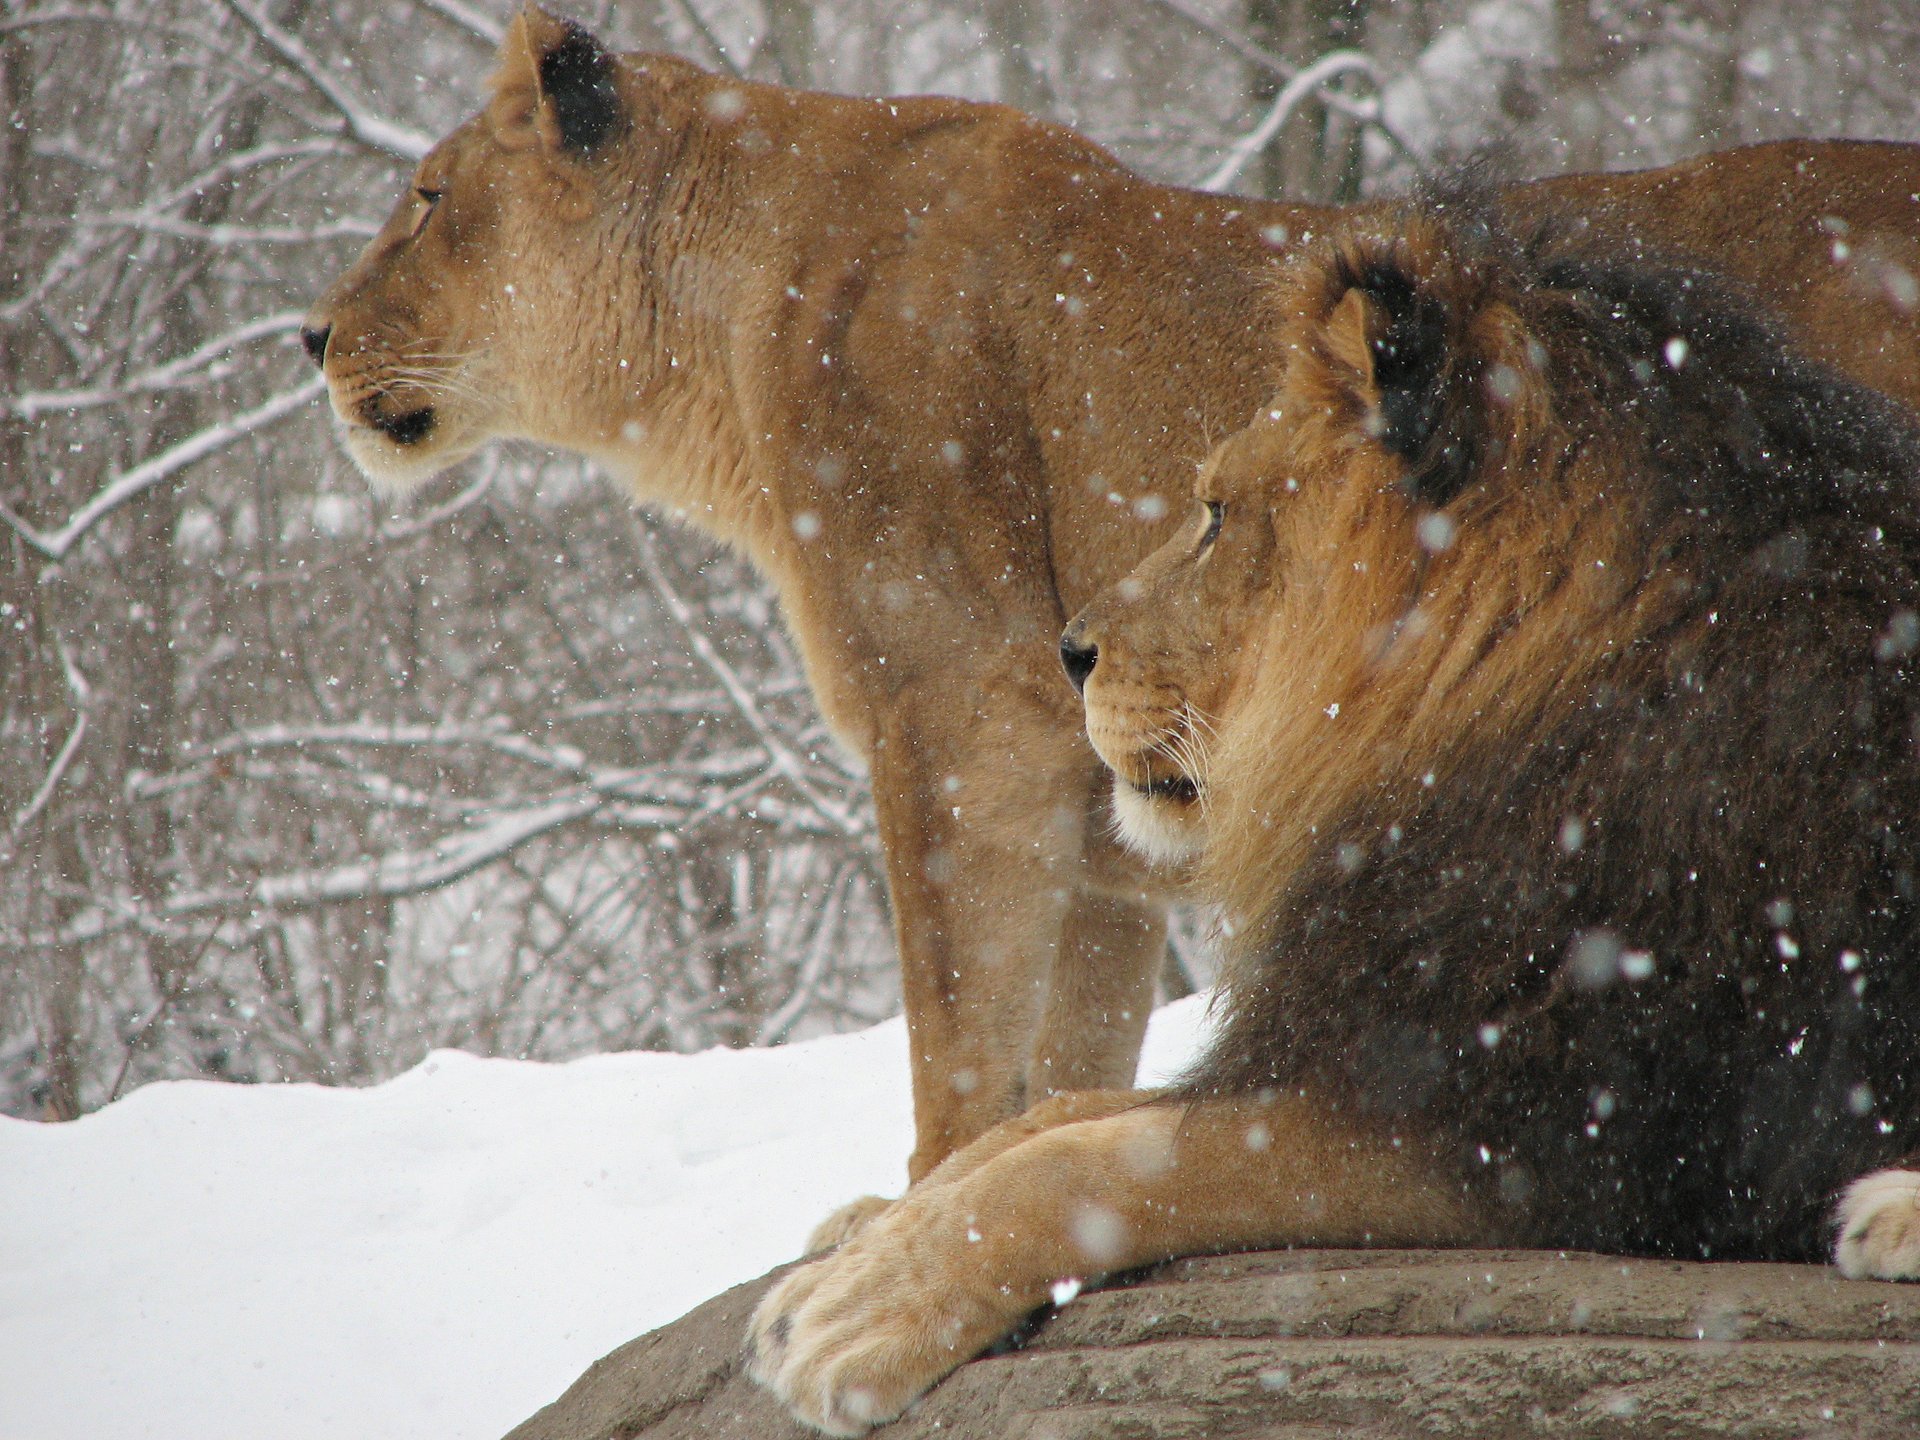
[{"left": 1186, "top": 203, "right": 1920, "bottom": 1262}]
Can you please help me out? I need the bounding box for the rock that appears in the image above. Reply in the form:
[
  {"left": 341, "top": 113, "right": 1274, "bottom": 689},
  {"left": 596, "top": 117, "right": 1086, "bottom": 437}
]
[{"left": 502, "top": 1249, "right": 1920, "bottom": 1439}]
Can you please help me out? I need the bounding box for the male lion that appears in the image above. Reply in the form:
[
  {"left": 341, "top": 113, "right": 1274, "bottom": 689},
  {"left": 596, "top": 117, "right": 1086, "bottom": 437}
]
[
  {"left": 303, "top": 4, "right": 1920, "bottom": 1202},
  {"left": 747, "top": 198, "right": 1920, "bottom": 1434}
]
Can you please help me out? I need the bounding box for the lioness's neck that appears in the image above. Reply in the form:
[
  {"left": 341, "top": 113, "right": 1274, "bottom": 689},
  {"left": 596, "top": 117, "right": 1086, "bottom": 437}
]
[{"left": 570, "top": 58, "right": 1339, "bottom": 604}]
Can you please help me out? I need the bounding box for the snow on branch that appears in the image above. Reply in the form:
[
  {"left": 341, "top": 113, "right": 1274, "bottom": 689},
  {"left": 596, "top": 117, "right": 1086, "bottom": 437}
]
[
  {"left": 1200, "top": 50, "right": 1382, "bottom": 194},
  {"left": 6, "top": 312, "right": 306, "bottom": 420},
  {"left": 407, "top": 0, "right": 504, "bottom": 44},
  {"left": 75, "top": 213, "right": 380, "bottom": 247},
  {"left": 48, "top": 792, "right": 603, "bottom": 948},
  {"left": 51, "top": 750, "right": 852, "bottom": 949},
  {"left": 633, "top": 526, "right": 867, "bottom": 837},
  {"left": 662, "top": 0, "right": 748, "bottom": 79},
  {"left": 137, "top": 137, "right": 360, "bottom": 219},
  {"left": 1150, "top": 0, "right": 1380, "bottom": 126},
  {"left": 0, "top": 376, "right": 325, "bottom": 562},
  {"left": 219, "top": 0, "right": 433, "bottom": 160},
  {"left": 8, "top": 644, "right": 90, "bottom": 838},
  {"left": 754, "top": 862, "right": 857, "bottom": 1046},
  {"left": 180, "top": 719, "right": 596, "bottom": 776}
]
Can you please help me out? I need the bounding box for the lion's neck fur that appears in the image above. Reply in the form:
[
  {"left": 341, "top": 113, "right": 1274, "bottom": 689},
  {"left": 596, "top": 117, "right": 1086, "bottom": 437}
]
[{"left": 1199, "top": 416, "right": 1671, "bottom": 942}]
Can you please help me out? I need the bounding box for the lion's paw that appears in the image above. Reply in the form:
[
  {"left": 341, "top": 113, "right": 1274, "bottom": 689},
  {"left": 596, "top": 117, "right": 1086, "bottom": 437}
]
[
  {"left": 804, "top": 1194, "right": 895, "bottom": 1255},
  {"left": 748, "top": 1204, "right": 1015, "bottom": 1435},
  {"left": 1834, "top": 1169, "right": 1920, "bottom": 1280}
]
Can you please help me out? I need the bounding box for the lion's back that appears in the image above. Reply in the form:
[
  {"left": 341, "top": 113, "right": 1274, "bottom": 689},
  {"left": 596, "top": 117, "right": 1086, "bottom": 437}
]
[{"left": 1191, "top": 209, "right": 1920, "bottom": 1262}]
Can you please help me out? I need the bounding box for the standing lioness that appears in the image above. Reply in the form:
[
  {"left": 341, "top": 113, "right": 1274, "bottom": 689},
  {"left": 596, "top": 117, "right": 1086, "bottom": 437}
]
[{"left": 304, "top": 5, "right": 1920, "bottom": 1198}]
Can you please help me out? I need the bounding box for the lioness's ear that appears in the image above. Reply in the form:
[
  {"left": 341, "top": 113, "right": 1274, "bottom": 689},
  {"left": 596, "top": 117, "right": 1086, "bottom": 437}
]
[
  {"left": 490, "top": 6, "right": 623, "bottom": 156},
  {"left": 1333, "top": 254, "right": 1475, "bottom": 507}
]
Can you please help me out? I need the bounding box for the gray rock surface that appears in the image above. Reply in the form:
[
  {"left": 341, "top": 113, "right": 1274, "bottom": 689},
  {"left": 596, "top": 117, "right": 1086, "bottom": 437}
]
[{"left": 503, "top": 1249, "right": 1920, "bottom": 1439}]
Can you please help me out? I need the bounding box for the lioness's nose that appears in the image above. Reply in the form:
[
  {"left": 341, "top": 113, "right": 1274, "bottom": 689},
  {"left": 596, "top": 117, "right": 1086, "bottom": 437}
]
[
  {"left": 300, "top": 325, "right": 332, "bottom": 369},
  {"left": 1060, "top": 625, "right": 1098, "bottom": 695}
]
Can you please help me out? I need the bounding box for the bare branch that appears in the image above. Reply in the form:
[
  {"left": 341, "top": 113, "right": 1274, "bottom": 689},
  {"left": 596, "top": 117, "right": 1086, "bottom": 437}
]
[
  {"left": 1148, "top": 0, "right": 1380, "bottom": 124},
  {"left": 6, "top": 311, "right": 305, "bottom": 419},
  {"left": 408, "top": 0, "right": 504, "bottom": 44},
  {"left": 49, "top": 792, "right": 604, "bottom": 947},
  {"left": 754, "top": 862, "right": 854, "bottom": 1045},
  {"left": 218, "top": 0, "right": 434, "bottom": 159},
  {"left": 1200, "top": 50, "right": 1381, "bottom": 194},
  {"left": 66, "top": 212, "right": 380, "bottom": 247},
  {"left": 9, "top": 644, "right": 90, "bottom": 838},
  {"left": 662, "top": 0, "right": 747, "bottom": 78},
  {"left": 0, "top": 376, "right": 325, "bottom": 561},
  {"left": 374, "top": 460, "right": 496, "bottom": 540},
  {"left": 137, "top": 136, "right": 359, "bottom": 217},
  {"left": 633, "top": 524, "right": 865, "bottom": 836}
]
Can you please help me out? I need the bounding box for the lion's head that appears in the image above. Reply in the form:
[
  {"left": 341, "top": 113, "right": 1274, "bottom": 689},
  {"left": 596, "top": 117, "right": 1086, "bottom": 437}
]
[
  {"left": 302, "top": 8, "right": 708, "bottom": 494},
  {"left": 1064, "top": 198, "right": 1835, "bottom": 924}
]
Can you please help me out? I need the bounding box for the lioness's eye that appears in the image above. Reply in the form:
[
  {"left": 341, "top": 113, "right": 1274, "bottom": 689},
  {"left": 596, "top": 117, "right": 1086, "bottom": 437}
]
[
  {"left": 1198, "top": 499, "right": 1225, "bottom": 550},
  {"left": 409, "top": 188, "right": 443, "bottom": 236}
]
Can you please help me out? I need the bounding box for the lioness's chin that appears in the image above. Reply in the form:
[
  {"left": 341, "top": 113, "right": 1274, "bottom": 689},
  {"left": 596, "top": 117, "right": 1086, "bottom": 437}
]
[
  {"left": 1110, "top": 779, "right": 1205, "bottom": 866},
  {"left": 340, "top": 421, "right": 481, "bottom": 497}
]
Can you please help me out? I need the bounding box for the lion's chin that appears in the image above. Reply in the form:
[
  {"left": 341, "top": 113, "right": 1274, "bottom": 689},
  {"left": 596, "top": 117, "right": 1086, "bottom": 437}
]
[
  {"left": 339, "top": 421, "right": 480, "bottom": 498},
  {"left": 1110, "top": 778, "right": 1205, "bottom": 867}
]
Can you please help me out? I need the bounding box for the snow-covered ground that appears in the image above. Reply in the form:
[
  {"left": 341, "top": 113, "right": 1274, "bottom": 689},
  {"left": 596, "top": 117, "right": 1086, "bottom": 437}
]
[{"left": 0, "top": 997, "right": 1210, "bottom": 1440}]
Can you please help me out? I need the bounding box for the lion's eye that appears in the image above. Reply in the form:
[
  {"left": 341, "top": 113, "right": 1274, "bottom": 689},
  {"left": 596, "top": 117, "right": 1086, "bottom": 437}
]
[
  {"left": 416, "top": 187, "right": 443, "bottom": 207},
  {"left": 1198, "top": 499, "right": 1225, "bottom": 550}
]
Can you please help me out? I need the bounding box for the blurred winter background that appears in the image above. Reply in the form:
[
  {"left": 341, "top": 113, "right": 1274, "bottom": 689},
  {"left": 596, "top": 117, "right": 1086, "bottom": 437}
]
[{"left": 6, "top": 0, "right": 1920, "bottom": 1121}]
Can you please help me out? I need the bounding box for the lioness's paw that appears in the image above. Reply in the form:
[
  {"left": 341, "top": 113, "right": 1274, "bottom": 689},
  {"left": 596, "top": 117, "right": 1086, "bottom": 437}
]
[
  {"left": 748, "top": 1203, "right": 1015, "bottom": 1435},
  {"left": 804, "top": 1194, "right": 895, "bottom": 1255},
  {"left": 1834, "top": 1169, "right": 1920, "bottom": 1280}
]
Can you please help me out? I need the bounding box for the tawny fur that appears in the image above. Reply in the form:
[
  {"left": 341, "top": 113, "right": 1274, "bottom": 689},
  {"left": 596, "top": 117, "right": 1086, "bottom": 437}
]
[
  {"left": 306, "top": 5, "right": 1920, "bottom": 1196},
  {"left": 751, "top": 198, "right": 1920, "bottom": 1434}
]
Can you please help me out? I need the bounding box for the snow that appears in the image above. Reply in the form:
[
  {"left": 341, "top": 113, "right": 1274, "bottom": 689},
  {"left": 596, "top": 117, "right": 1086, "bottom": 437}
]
[{"left": 0, "top": 996, "right": 1211, "bottom": 1440}]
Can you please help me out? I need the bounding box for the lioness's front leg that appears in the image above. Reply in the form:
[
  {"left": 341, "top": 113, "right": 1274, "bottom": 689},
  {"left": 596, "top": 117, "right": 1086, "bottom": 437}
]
[
  {"left": 1027, "top": 825, "right": 1169, "bottom": 1099},
  {"left": 748, "top": 1092, "right": 1478, "bottom": 1435},
  {"left": 866, "top": 704, "right": 1102, "bottom": 1182}
]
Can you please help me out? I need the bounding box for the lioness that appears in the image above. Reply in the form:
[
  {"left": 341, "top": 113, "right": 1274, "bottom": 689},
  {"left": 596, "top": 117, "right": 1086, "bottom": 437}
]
[
  {"left": 302, "top": 5, "right": 1920, "bottom": 1196},
  {"left": 747, "top": 195, "right": 1920, "bottom": 1436}
]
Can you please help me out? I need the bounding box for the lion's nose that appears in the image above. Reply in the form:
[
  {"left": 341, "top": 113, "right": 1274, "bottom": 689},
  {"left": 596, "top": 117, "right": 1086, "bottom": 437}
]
[
  {"left": 300, "top": 325, "right": 332, "bottom": 369},
  {"left": 1059, "top": 627, "right": 1098, "bottom": 695}
]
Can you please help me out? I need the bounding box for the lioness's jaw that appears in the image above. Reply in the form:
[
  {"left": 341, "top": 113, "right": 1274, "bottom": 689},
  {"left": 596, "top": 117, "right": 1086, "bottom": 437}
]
[{"left": 337, "top": 417, "right": 483, "bottom": 497}]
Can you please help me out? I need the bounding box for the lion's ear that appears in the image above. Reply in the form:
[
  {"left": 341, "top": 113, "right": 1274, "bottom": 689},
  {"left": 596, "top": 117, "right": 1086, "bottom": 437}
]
[
  {"left": 1333, "top": 256, "right": 1476, "bottom": 508},
  {"left": 489, "top": 6, "right": 623, "bottom": 156},
  {"left": 1325, "top": 287, "right": 1377, "bottom": 388}
]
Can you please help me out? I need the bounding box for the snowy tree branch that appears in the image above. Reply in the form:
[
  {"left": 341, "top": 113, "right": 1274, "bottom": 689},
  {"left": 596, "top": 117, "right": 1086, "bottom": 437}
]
[
  {"left": 6, "top": 311, "right": 305, "bottom": 420},
  {"left": 0, "top": 376, "right": 325, "bottom": 561},
  {"left": 633, "top": 526, "right": 866, "bottom": 837},
  {"left": 9, "top": 645, "right": 90, "bottom": 838},
  {"left": 408, "top": 0, "right": 503, "bottom": 44},
  {"left": 1148, "top": 0, "right": 1380, "bottom": 125},
  {"left": 754, "top": 862, "right": 855, "bottom": 1045},
  {"left": 218, "top": 0, "right": 433, "bottom": 160},
  {"left": 1200, "top": 50, "right": 1381, "bottom": 194},
  {"left": 70, "top": 213, "right": 380, "bottom": 246},
  {"left": 662, "top": 0, "right": 747, "bottom": 79}
]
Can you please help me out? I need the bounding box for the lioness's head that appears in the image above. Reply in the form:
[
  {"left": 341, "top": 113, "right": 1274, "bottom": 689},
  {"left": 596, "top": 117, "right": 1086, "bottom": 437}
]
[
  {"left": 302, "top": 7, "right": 706, "bottom": 493},
  {"left": 1065, "top": 203, "right": 1713, "bottom": 903}
]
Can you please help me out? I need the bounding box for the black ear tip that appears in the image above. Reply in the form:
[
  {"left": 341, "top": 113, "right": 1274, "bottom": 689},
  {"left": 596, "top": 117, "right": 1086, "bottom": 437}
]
[
  {"left": 541, "top": 20, "right": 622, "bottom": 154},
  {"left": 1344, "top": 253, "right": 1470, "bottom": 505}
]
